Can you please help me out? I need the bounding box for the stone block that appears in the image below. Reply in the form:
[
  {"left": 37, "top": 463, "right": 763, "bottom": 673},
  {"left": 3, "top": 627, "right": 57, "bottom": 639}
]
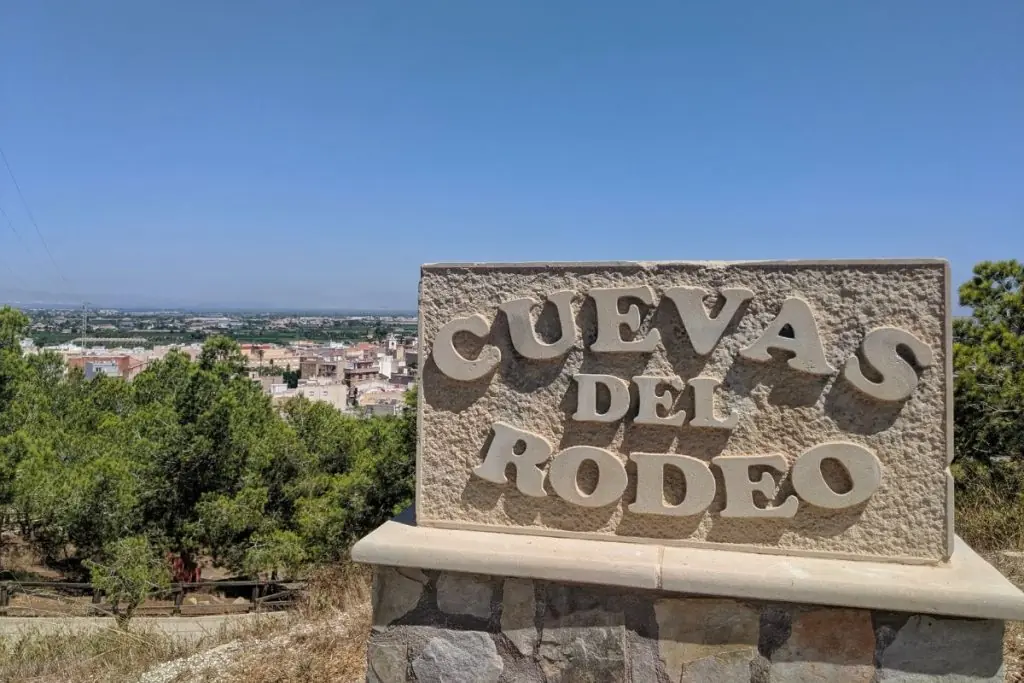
[
  {"left": 682, "top": 648, "right": 755, "bottom": 682},
  {"left": 654, "top": 598, "right": 759, "bottom": 682},
  {"left": 539, "top": 608, "right": 626, "bottom": 682},
  {"left": 437, "top": 572, "right": 493, "bottom": 619},
  {"left": 367, "top": 641, "right": 408, "bottom": 683},
  {"left": 374, "top": 566, "right": 426, "bottom": 629},
  {"left": 771, "top": 608, "right": 875, "bottom": 682},
  {"left": 501, "top": 578, "right": 537, "bottom": 655},
  {"left": 412, "top": 631, "right": 502, "bottom": 683},
  {"left": 877, "top": 615, "right": 1004, "bottom": 682},
  {"left": 417, "top": 261, "right": 951, "bottom": 563}
]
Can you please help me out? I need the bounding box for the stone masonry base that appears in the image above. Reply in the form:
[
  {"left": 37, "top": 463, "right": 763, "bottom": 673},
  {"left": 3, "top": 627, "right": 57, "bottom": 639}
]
[{"left": 367, "top": 566, "right": 1005, "bottom": 682}]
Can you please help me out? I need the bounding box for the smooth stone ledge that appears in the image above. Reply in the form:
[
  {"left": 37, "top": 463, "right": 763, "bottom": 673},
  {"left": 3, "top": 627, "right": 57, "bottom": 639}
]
[{"left": 352, "top": 521, "right": 1024, "bottom": 621}]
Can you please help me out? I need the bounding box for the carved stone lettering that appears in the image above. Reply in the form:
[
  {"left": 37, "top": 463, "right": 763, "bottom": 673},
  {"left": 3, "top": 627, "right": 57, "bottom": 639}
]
[
  {"left": 572, "top": 374, "right": 632, "bottom": 423},
  {"left": 628, "top": 453, "right": 716, "bottom": 516},
  {"left": 844, "top": 327, "right": 935, "bottom": 401},
  {"left": 634, "top": 375, "right": 686, "bottom": 427},
  {"left": 713, "top": 454, "right": 799, "bottom": 518},
  {"left": 687, "top": 376, "right": 738, "bottom": 430},
  {"left": 590, "top": 286, "right": 661, "bottom": 353},
  {"left": 473, "top": 422, "right": 552, "bottom": 497},
  {"left": 500, "top": 290, "right": 577, "bottom": 360},
  {"left": 433, "top": 313, "right": 500, "bottom": 381},
  {"left": 418, "top": 261, "right": 951, "bottom": 562},
  {"left": 662, "top": 286, "right": 754, "bottom": 355},
  {"left": 548, "top": 446, "right": 628, "bottom": 508},
  {"left": 790, "top": 442, "right": 882, "bottom": 509},
  {"left": 738, "top": 297, "right": 835, "bottom": 376}
]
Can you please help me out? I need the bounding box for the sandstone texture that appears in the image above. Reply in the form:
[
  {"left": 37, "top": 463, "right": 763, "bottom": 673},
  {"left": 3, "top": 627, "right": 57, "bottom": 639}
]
[
  {"left": 367, "top": 568, "right": 1004, "bottom": 682},
  {"left": 417, "top": 261, "right": 951, "bottom": 562}
]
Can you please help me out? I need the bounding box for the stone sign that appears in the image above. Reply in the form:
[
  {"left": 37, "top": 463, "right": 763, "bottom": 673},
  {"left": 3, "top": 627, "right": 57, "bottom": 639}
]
[{"left": 416, "top": 261, "right": 951, "bottom": 563}]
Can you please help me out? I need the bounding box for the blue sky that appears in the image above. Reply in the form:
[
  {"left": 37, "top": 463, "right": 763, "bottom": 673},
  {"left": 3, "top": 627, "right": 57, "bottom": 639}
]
[{"left": 1, "top": 1, "right": 1021, "bottom": 310}]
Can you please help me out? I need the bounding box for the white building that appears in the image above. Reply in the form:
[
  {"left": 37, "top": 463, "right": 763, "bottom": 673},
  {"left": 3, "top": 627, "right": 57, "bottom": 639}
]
[{"left": 269, "top": 378, "right": 351, "bottom": 412}]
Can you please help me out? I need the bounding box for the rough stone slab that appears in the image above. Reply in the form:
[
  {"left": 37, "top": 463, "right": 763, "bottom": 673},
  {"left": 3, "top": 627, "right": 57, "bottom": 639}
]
[
  {"left": 772, "top": 609, "right": 875, "bottom": 682},
  {"left": 417, "top": 260, "right": 951, "bottom": 562},
  {"left": 353, "top": 521, "right": 1024, "bottom": 621},
  {"left": 538, "top": 609, "right": 626, "bottom": 682},
  {"left": 366, "top": 568, "right": 1009, "bottom": 683},
  {"left": 654, "top": 597, "right": 758, "bottom": 682},
  {"left": 437, "top": 573, "right": 493, "bottom": 619},
  {"left": 373, "top": 565, "right": 426, "bottom": 629},
  {"left": 412, "top": 631, "right": 503, "bottom": 683},
  {"left": 877, "top": 615, "right": 1004, "bottom": 682},
  {"left": 367, "top": 641, "right": 409, "bottom": 683},
  {"left": 500, "top": 578, "right": 537, "bottom": 655},
  {"left": 681, "top": 648, "right": 756, "bottom": 683}
]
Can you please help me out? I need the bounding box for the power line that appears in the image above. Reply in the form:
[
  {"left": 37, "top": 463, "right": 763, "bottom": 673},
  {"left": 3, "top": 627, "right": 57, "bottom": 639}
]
[
  {"left": 0, "top": 145, "right": 68, "bottom": 285},
  {"left": 0, "top": 201, "right": 30, "bottom": 249},
  {"left": 0, "top": 203, "right": 28, "bottom": 291}
]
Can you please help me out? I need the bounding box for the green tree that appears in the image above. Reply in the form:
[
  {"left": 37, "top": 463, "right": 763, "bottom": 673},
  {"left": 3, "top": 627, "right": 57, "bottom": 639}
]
[
  {"left": 86, "top": 536, "right": 170, "bottom": 628},
  {"left": 289, "top": 388, "right": 416, "bottom": 561},
  {"left": 951, "top": 260, "right": 1024, "bottom": 549},
  {"left": 0, "top": 314, "right": 418, "bottom": 579},
  {"left": 198, "top": 335, "right": 248, "bottom": 376},
  {"left": 0, "top": 306, "right": 29, "bottom": 416},
  {"left": 188, "top": 485, "right": 272, "bottom": 570},
  {"left": 0, "top": 309, "right": 30, "bottom": 560},
  {"left": 953, "top": 260, "right": 1024, "bottom": 465},
  {"left": 243, "top": 529, "right": 307, "bottom": 579}
]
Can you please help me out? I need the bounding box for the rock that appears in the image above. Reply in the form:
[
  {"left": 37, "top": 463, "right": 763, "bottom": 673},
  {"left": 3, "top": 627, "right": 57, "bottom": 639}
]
[
  {"left": 374, "top": 566, "right": 427, "bottom": 629},
  {"left": 183, "top": 596, "right": 198, "bottom": 606},
  {"left": 233, "top": 597, "right": 248, "bottom": 606},
  {"left": 878, "top": 615, "right": 1004, "bottom": 681},
  {"left": 681, "top": 648, "right": 756, "bottom": 682},
  {"left": 539, "top": 608, "right": 626, "bottom": 682},
  {"left": 654, "top": 598, "right": 758, "bottom": 682},
  {"left": 411, "top": 631, "right": 502, "bottom": 683},
  {"left": 396, "top": 567, "right": 428, "bottom": 584},
  {"left": 771, "top": 609, "right": 875, "bottom": 682},
  {"left": 368, "top": 641, "right": 409, "bottom": 683},
  {"left": 627, "top": 637, "right": 662, "bottom": 683},
  {"left": 436, "top": 573, "right": 492, "bottom": 620},
  {"left": 500, "top": 578, "right": 536, "bottom": 655}
]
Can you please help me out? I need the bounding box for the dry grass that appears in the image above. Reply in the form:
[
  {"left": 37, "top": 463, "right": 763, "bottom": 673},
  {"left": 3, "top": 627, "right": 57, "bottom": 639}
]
[
  {"left": 1006, "top": 621, "right": 1024, "bottom": 683},
  {"left": 0, "top": 563, "right": 372, "bottom": 683},
  {"left": 0, "top": 617, "right": 286, "bottom": 683},
  {"left": 956, "top": 491, "right": 1024, "bottom": 554},
  {"left": 956, "top": 470, "right": 1024, "bottom": 683},
  {"left": 209, "top": 563, "right": 372, "bottom": 683}
]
